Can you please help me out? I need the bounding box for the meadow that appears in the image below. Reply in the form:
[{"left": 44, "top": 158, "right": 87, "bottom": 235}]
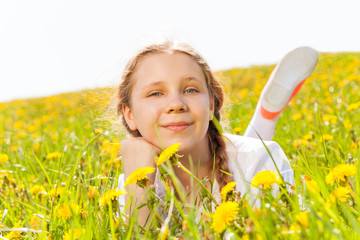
[{"left": 1, "top": 52, "right": 360, "bottom": 239}]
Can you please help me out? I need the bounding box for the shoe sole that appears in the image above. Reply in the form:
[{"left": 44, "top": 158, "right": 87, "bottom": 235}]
[{"left": 260, "top": 46, "right": 318, "bottom": 119}]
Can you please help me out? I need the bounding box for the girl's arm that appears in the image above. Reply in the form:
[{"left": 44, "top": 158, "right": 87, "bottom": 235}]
[{"left": 121, "top": 137, "right": 160, "bottom": 226}]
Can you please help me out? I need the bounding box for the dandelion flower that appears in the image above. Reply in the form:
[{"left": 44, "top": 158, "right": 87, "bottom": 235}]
[
  {"left": 302, "top": 133, "right": 313, "bottom": 141},
  {"left": 155, "top": 143, "right": 181, "bottom": 165},
  {"left": 48, "top": 187, "right": 66, "bottom": 197},
  {"left": 233, "top": 127, "right": 241, "bottom": 133},
  {"left": 63, "top": 228, "right": 84, "bottom": 240},
  {"left": 30, "top": 184, "right": 47, "bottom": 196},
  {"left": 124, "top": 167, "right": 155, "bottom": 186},
  {"left": 305, "top": 179, "right": 319, "bottom": 194},
  {"left": 251, "top": 170, "right": 282, "bottom": 190},
  {"left": 220, "top": 181, "right": 236, "bottom": 200},
  {"left": 0, "top": 153, "right": 9, "bottom": 163},
  {"left": 346, "top": 102, "right": 360, "bottom": 111},
  {"left": 94, "top": 128, "right": 103, "bottom": 134},
  {"left": 325, "top": 163, "right": 357, "bottom": 186},
  {"left": 87, "top": 186, "right": 100, "bottom": 200},
  {"left": 320, "top": 134, "right": 333, "bottom": 141},
  {"left": 292, "top": 113, "right": 302, "bottom": 121},
  {"left": 4, "top": 231, "right": 21, "bottom": 240},
  {"left": 56, "top": 203, "right": 73, "bottom": 219},
  {"left": 295, "top": 211, "right": 308, "bottom": 228},
  {"left": 33, "top": 142, "right": 40, "bottom": 152},
  {"left": 330, "top": 186, "right": 352, "bottom": 203},
  {"left": 30, "top": 215, "right": 41, "bottom": 230},
  {"left": 46, "top": 152, "right": 61, "bottom": 159},
  {"left": 343, "top": 119, "right": 352, "bottom": 130},
  {"left": 293, "top": 139, "right": 308, "bottom": 148},
  {"left": 99, "top": 189, "right": 127, "bottom": 207},
  {"left": 351, "top": 142, "right": 358, "bottom": 149},
  {"left": 211, "top": 201, "right": 239, "bottom": 234}
]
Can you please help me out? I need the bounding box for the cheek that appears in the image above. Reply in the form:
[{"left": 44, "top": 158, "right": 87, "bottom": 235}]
[
  {"left": 133, "top": 104, "right": 160, "bottom": 128},
  {"left": 197, "top": 97, "right": 212, "bottom": 118}
]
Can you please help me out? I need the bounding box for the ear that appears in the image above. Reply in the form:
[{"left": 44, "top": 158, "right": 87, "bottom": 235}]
[
  {"left": 122, "top": 105, "right": 138, "bottom": 131},
  {"left": 209, "top": 97, "right": 215, "bottom": 121}
]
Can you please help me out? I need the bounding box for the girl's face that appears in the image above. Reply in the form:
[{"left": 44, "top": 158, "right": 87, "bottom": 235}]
[{"left": 123, "top": 52, "right": 214, "bottom": 151}]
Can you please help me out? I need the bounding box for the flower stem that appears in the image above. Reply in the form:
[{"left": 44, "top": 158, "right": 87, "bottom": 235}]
[{"left": 175, "top": 161, "right": 218, "bottom": 205}]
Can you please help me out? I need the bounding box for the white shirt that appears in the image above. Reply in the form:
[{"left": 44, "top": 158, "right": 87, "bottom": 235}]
[{"left": 118, "top": 133, "right": 294, "bottom": 211}]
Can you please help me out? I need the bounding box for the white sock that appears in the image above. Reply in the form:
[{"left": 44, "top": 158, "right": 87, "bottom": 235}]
[{"left": 243, "top": 103, "right": 278, "bottom": 141}]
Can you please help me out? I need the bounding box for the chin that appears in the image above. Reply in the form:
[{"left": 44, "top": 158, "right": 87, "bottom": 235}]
[{"left": 168, "top": 139, "right": 198, "bottom": 153}]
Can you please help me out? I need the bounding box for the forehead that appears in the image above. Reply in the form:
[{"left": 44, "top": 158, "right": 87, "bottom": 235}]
[{"left": 132, "top": 52, "right": 206, "bottom": 85}]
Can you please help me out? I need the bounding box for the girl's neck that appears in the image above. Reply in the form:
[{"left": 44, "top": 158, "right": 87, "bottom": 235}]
[{"left": 174, "top": 136, "right": 214, "bottom": 188}]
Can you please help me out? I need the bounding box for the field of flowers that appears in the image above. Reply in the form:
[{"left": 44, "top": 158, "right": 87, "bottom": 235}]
[{"left": 1, "top": 52, "right": 360, "bottom": 239}]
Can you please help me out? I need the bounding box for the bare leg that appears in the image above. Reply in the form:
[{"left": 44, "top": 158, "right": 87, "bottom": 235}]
[{"left": 244, "top": 46, "right": 318, "bottom": 140}]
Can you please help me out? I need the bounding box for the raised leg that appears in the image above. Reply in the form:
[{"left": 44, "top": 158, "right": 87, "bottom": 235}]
[{"left": 244, "top": 46, "right": 318, "bottom": 140}]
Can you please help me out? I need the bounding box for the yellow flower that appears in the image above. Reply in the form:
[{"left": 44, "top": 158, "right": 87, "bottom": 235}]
[
  {"left": 124, "top": 167, "right": 155, "bottom": 186},
  {"left": 211, "top": 201, "right": 239, "bottom": 234},
  {"left": 4, "top": 231, "right": 21, "bottom": 240},
  {"left": 251, "top": 170, "right": 282, "bottom": 190},
  {"left": 233, "top": 127, "right": 241, "bottom": 133},
  {"left": 220, "top": 181, "right": 236, "bottom": 200},
  {"left": 343, "top": 119, "right": 352, "bottom": 129},
  {"left": 330, "top": 186, "right": 352, "bottom": 203},
  {"left": 46, "top": 152, "right": 62, "bottom": 159},
  {"left": 155, "top": 143, "right": 181, "bottom": 165},
  {"left": 347, "top": 101, "right": 360, "bottom": 111},
  {"left": 3, "top": 221, "right": 22, "bottom": 239},
  {"left": 301, "top": 133, "right": 313, "bottom": 141},
  {"left": 30, "top": 215, "right": 42, "bottom": 230},
  {"left": 56, "top": 203, "right": 73, "bottom": 219},
  {"left": 63, "top": 228, "right": 84, "bottom": 240},
  {"left": 295, "top": 211, "right": 308, "bottom": 228},
  {"left": 33, "top": 142, "right": 40, "bottom": 152},
  {"left": 30, "top": 184, "right": 47, "bottom": 196},
  {"left": 87, "top": 186, "right": 100, "bottom": 200},
  {"left": 325, "top": 163, "right": 357, "bottom": 186},
  {"left": 99, "top": 189, "right": 127, "bottom": 206},
  {"left": 322, "top": 115, "right": 337, "bottom": 124},
  {"left": 293, "top": 139, "right": 308, "bottom": 148},
  {"left": 320, "top": 134, "right": 333, "bottom": 141},
  {"left": 292, "top": 113, "right": 302, "bottom": 121},
  {"left": 305, "top": 179, "right": 319, "bottom": 194},
  {"left": 0, "top": 153, "right": 9, "bottom": 163},
  {"left": 94, "top": 128, "right": 103, "bottom": 134},
  {"left": 351, "top": 142, "right": 358, "bottom": 149},
  {"left": 13, "top": 120, "right": 24, "bottom": 129},
  {"left": 48, "top": 187, "right": 66, "bottom": 197}
]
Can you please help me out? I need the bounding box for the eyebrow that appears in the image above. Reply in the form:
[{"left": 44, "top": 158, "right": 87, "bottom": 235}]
[
  {"left": 182, "top": 76, "right": 204, "bottom": 84},
  {"left": 140, "top": 76, "right": 204, "bottom": 92},
  {"left": 142, "top": 81, "right": 164, "bottom": 90}
]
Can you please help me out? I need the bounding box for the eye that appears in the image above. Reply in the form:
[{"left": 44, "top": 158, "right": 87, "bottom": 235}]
[
  {"left": 184, "top": 88, "right": 198, "bottom": 94},
  {"left": 147, "top": 91, "right": 162, "bottom": 97}
]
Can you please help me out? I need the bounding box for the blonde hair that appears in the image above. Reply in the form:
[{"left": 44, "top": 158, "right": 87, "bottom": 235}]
[{"left": 117, "top": 40, "right": 232, "bottom": 190}]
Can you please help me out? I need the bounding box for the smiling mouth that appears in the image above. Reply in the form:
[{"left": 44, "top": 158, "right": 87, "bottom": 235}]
[{"left": 161, "top": 122, "right": 193, "bottom": 132}]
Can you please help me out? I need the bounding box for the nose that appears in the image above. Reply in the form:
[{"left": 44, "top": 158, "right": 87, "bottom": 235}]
[{"left": 165, "top": 94, "right": 188, "bottom": 113}]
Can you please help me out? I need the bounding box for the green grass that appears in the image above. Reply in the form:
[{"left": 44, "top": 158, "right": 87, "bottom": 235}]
[{"left": 1, "top": 52, "right": 360, "bottom": 239}]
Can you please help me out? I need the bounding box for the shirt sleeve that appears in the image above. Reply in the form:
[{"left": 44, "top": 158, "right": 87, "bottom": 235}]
[
  {"left": 117, "top": 173, "right": 126, "bottom": 213},
  {"left": 225, "top": 134, "right": 294, "bottom": 206},
  {"left": 248, "top": 141, "right": 294, "bottom": 185},
  {"left": 245, "top": 140, "right": 294, "bottom": 205}
]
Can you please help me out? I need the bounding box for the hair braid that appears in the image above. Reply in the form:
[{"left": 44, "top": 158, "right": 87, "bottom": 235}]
[{"left": 208, "top": 117, "right": 232, "bottom": 191}]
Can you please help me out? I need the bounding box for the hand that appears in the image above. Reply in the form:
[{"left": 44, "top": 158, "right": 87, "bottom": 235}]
[
  {"left": 121, "top": 137, "right": 161, "bottom": 226},
  {"left": 121, "top": 137, "right": 161, "bottom": 183}
]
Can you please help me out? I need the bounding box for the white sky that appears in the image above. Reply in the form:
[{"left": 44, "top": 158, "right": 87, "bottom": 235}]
[{"left": 1, "top": 0, "right": 360, "bottom": 103}]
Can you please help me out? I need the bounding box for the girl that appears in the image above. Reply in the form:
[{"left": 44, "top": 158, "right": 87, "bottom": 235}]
[{"left": 116, "top": 40, "right": 318, "bottom": 224}]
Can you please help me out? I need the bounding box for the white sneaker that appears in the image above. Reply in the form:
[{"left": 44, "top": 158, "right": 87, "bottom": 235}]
[{"left": 260, "top": 46, "right": 318, "bottom": 119}]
